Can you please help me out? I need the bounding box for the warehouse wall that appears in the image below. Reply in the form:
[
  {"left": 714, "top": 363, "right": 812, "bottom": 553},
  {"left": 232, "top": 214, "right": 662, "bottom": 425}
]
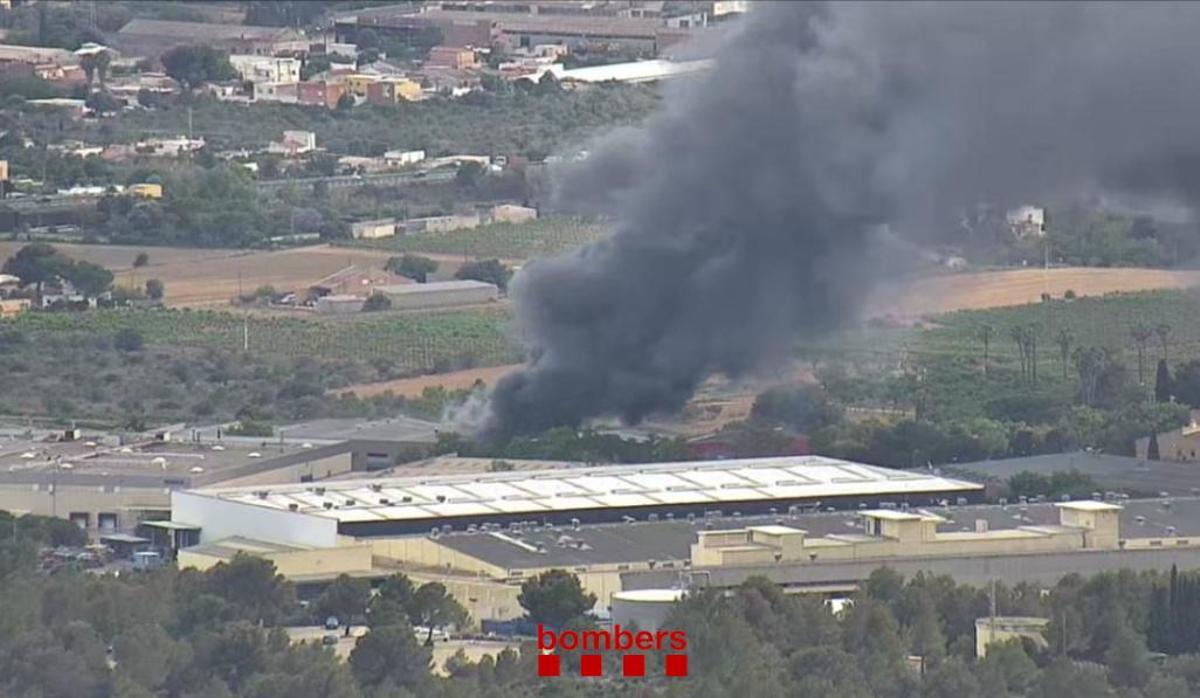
[{"left": 172, "top": 491, "right": 338, "bottom": 547}]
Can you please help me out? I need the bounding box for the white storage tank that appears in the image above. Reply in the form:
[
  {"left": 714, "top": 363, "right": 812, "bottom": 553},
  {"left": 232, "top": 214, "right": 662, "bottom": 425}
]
[{"left": 610, "top": 589, "right": 686, "bottom": 632}]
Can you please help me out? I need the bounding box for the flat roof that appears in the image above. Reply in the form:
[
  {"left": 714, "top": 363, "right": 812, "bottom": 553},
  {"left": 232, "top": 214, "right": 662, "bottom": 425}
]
[
  {"left": 948, "top": 451, "right": 1200, "bottom": 497},
  {"left": 375, "top": 280, "right": 497, "bottom": 295},
  {"left": 0, "top": 437, "right": 332, "bottom": 488},
  {"left": 188, "top": 455, "right": 982, "bottom": 525},
  {"left": 429, "top": 497, "right": 1200, "bottom": 571},
  {"left": 277, "top": 417, "right": 438, "bottom": 444},
  {"left": 1057, "top": 500, "right": 1123, "bottom": 512}
]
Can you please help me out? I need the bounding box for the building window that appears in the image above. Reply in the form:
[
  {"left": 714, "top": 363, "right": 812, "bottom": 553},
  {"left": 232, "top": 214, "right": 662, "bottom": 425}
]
[
  {"left": 98, "top": 513, "right": 117, "bottom": 531},
  {"left": 69, "top": 512, "right": 89, "bottom": 529}
]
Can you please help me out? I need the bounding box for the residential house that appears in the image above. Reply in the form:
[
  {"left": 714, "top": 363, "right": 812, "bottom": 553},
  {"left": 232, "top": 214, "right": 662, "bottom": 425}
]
[
  {"left": 344, "top": 74, "right": 380, "bottom": 97},
  {"left": 268, "top": 130, "right": 317, "bottom": 156},
  {"left": 252, "top": 81, "right": 299, "bottom": 104},
  {"left": 135, "top": 137, "right": 205, "bottom": 157},
  {"left": 1136, "top": 411, "right": 1200, "bottom": 462},
  {"left": 350, "top": 219, "right": 396, "bottom": 240},
  {"left": 0, "top": 298, "right": 30, "bottom": 317},
  {"left": 229, "top": 55, "right": 302, "bottom": 84},
  {"left": 365, "top": 77, "right": 423, "bottom": 105},
  {"left": 426, "top": 46, "right": 477, "bottom": 70},
  {"left": 297, "top": 80, "right": 346, "bottom": 109}
]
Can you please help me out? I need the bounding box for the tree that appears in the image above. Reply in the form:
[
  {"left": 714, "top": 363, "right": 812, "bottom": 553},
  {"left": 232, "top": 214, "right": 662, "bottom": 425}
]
[
  {"left": 2, "top": 242, "right": 70, "bottom": 300},
  {"left": 348, "top": 625, "right": 431, "bottom": 692},
  {"left": 315, "top": 574, "right": 371, "bottom": 636},
  {"left": 1131, "top": 323, "right": 1152, "bottom": 384},
  {"left": 407, "top": 582, "right": 467, "bottom": 644},
  {"left": 454, "top": 161, "right": 486, "bottom": 190},
  {"left": 386, "top": 254, "right": 438, "bottom": 283},
  {"left": 204, "top": 555, "right": 295, "bottom": 626},
  {"left": 750, "top": 385, "right": 840, "bottom": 432},
  {"left": 161, "top": 45, "right": 236, "bottom": 90},
  {"left": 978, "top": 324, "right": 993, "bottom": 376},
  {"left": 1156, "top": 359, "right": 1173, "bottom": 403},
  {"left": 133, "top": 252, "right": 149, "bottom": 269},
  {"left": 145, "top": 278, "right": 165, "bottom": 301},
  {"left": 361, "top": 292, "right": 390, "bottom": 312},
  {"left": 518, "top": 569, "right": 596, "bottom": 629},
  {"left": 1056, "top": 328, "right": 1074, "bottom": 381},
  {"left": 63, "top": 260, "right": 113, "bottom": 298},
  {"left": 1157, "top": 323, "right": 1173, "bottom": 362},
  {"left": 455, "top": 258, "right": 512, "bottom": 292}
]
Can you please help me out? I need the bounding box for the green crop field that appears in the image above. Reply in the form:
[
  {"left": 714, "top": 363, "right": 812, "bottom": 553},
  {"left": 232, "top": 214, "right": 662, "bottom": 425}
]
[
  {"left": 345, "top": 217, "right": 609, "bottom": 261},
  {"left": 3, "top": 307, "right": 522, "bottom": 374},
  {"left": 799, "top": 289, "right": 1200, "bottom": 368}
]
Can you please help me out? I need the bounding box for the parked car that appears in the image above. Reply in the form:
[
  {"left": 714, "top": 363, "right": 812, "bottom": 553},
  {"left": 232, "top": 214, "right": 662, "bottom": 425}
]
[
  {"left": 321, "top": 634, "right": 339, "bottom": 646},
  {"left": 324, "top": 616, "right": 339, "bottom": 631}
]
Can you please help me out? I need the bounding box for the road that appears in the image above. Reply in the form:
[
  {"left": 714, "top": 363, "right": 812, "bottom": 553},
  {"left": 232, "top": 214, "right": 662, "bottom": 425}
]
[{"left": 255, "top": 169, "right": 455, "bottom": 192}]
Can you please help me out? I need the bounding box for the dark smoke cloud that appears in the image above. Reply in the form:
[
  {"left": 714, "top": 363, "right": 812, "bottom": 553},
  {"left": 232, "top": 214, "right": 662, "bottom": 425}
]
[{"left": 472, "top": 1, "right": 1200, "bottom": 439}]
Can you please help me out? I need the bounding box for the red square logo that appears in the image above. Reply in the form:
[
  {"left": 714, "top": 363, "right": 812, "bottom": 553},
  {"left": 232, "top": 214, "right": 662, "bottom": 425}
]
[
  {"left": 622, "top": 654, "right": 646, "bottom": 677},
  {"left": 580, "top": 654, "right": 602, "bottom": 677},
  {"left": 665, "top": 654, "right": 688, "bottom": 677},
  {"left": 537, "top": 654, "right": 560, "bottom": 677}
]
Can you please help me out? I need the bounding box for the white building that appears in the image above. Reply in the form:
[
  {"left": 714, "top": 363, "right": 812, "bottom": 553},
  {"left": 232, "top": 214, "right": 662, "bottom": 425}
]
[
  {"left": 350, "top": 219, "right": 396, "bottom": 240},
  {"left": 383, "top": 149, "right": 426, "bottom": 166},
  {"left": 229, "top": 55, "right": 302, "bottom": 84},
  {"left": 376, "top": 280, "right": 498, "bottom": 310},
  {"left": 1007, "top": 205, "right": 1046, "bottom": 238},
  {"left": 268, "top": 130, "right": 317, "bottom": 155}
]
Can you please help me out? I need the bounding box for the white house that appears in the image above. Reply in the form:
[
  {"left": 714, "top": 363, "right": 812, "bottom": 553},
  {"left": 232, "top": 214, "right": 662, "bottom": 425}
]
[
  {"left": 229, "top": 55, "right": 301, "bottom": 84},
  {"left": 383, "top": 149, "right": 426, "bottom": 166},
  {"left": 268, "top": 130, "right": 317, "bottom": 155}
]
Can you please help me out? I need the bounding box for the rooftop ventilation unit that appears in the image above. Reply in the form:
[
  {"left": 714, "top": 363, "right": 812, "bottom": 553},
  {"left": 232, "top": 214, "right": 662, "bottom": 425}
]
[
  {"left": 256, "top": 491, "right": 269, "bottom": 499},
  {"left": 370, "top": 484, "right": 383, "bottom": 492},
  {"left": 288, "top": 503, "right": 298, "bottom": 511}
]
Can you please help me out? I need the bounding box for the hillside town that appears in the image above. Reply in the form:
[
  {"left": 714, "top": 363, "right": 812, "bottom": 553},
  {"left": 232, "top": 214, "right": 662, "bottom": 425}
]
[{"left": 6, "top": 3, "right": 1200, "bottom": 698}]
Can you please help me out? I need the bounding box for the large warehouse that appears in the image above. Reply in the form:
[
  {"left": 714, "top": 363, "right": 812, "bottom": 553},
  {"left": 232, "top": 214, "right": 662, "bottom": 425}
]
[{"left": 171, "top": 455, "right": 985, "bottom": 543}]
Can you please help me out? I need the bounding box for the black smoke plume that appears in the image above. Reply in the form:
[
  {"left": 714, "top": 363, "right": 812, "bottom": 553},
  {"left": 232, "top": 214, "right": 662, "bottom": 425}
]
[{"left": 473, "top": 2, "right": 1200, "bottom": 439}]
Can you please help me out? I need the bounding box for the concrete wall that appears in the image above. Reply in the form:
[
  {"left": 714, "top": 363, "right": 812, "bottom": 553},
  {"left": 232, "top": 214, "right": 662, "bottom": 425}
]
[
  {"left": 215, "top": 452, "right": 353, "bottom": 488},
  {"left": 179, "top": 542, "right": 373, "bottom": 576},
  {"left": 625, "top": 547, "right": 1200, "bottom": 593},
  {"left": 172, "top": 490, "right": 339, "bottom": 547},
  {"left": 0, "top": 482, "right": 169, "bottom": 535}
]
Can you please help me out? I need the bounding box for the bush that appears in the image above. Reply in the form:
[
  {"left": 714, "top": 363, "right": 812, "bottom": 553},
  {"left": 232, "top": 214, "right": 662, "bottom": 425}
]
[
  {"left": 113, "top": 328, "right": 144, "bottom": 352},
  {"left": 363, "top": 293, "right": 392, "bottom": 312}
]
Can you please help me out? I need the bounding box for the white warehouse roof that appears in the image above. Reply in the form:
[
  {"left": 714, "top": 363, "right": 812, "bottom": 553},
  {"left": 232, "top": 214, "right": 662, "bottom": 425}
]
[
  {"left": 375, "top": 280, "right": 497, "bottom": 295},
  {"left": 183, "top": 456, "right": 982, "bottom": 525}
]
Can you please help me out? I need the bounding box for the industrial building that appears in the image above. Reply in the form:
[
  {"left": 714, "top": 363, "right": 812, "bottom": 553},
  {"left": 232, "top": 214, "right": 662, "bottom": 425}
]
[
  {"left": 0, "top": 416, "right": 438, "bottom": 537},
  {"left": 163, "top": 447, "right": 1200, "bottom": 627},
  {"left": 376, "top": 279, "right": 499, "bottom": 309}
]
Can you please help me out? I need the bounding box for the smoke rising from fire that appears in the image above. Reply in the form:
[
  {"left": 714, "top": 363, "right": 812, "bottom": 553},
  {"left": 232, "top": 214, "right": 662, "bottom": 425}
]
[{"left": 472, "top": 2, "right": 1200, "bottom": 439}]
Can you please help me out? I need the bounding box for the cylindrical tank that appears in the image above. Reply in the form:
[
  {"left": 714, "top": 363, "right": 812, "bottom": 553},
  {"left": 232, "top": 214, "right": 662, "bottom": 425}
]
[{"left": 610, "top": 589, "right": 686, "bottom": 632}]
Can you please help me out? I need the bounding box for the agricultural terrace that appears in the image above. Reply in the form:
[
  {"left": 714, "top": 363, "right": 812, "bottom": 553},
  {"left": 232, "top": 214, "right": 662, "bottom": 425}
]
[
  {"left": 345, "top": 217, "right": 608, "bottom": 261},
  {"left": 3, "top": 307, "right": 521, "bottom": 374}
]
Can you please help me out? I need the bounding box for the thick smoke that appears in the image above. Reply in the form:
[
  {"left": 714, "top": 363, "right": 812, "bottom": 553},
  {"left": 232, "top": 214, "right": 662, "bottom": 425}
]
[{"left": 474, "top": 2, "right": 1200, "bottom": 439}]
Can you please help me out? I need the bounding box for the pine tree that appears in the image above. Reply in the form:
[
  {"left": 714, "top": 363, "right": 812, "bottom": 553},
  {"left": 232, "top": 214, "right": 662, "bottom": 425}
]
[{"left": 1155, "top": 359, "right": 1173, "bottom": 403}]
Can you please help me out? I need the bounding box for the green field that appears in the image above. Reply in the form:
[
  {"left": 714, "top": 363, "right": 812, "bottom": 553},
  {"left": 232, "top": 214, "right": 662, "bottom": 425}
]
[
  {"left": 798, "top": 289, "right": 1200, "bottom": 369},
  {"left": 345, "top": 217, "right": 609, "bottom": 261},
  {"left": 4, "top": 307, "right": 521, "bottom": 374}
]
